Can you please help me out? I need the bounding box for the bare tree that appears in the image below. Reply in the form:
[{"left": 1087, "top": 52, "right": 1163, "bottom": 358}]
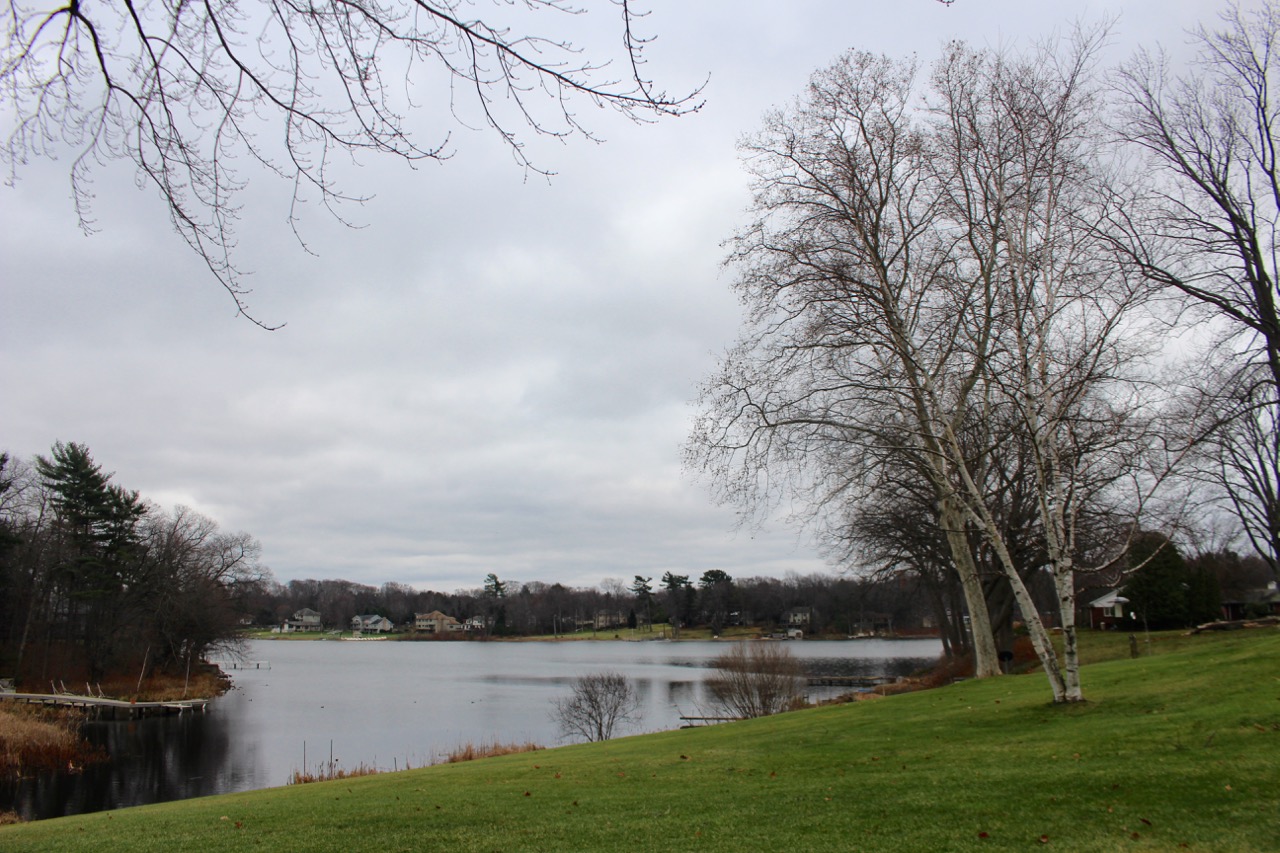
[
  {"left": 705, "top": 642, "right": 805, "bottom": 719},
  {"left": 1116, "top": 1, "right": 1280, "bottom": 571},
  {"left": 551, "top": 671, "right": 639, "bottom": 742},
  {"left": 689, "top": 33, "right": 1164, "bottom": 703},
  {"left": 928, "top": 34, "right": 1169, "bottom": 703},
  {"left": 1, "top": 0, "right": 701, "bottom": 325},
  {"left": 688, "top": 48, "right": 1004, "bottom": 679}
]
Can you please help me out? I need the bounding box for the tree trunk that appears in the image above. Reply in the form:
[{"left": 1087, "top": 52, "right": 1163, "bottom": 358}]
[
  {"left": 939, "top": 496, "right": 1001, "bottom": 678},
  {"left": 985, "top": 533, "right": 1068, "bottom": 702},
  {"left": 1053, "top": 564, "right": 1083, "bottom": 702}
]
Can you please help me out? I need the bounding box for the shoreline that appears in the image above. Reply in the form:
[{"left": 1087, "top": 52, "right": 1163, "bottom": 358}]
[{"left": 244, "top": 629, "right": 941, "bottom": 643}]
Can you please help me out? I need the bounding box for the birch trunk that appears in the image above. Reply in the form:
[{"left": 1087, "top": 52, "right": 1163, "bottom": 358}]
[
  {"left": 989, "top": 538, "right": 1067, "bottom": 703},
  {"left": 938, "top": 496, "right": 1001, "bottom": 678},
  {"left": 1053, "top": 562, "right": 1083, "bottom": 702}
]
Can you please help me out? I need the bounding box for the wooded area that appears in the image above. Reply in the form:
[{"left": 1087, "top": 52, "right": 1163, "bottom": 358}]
[
  {"left": 0, "top": 444, "right": 269, "bottom": 686},
  {"left": 687, "top": 6, "right": 1280, "bottom": 701}
]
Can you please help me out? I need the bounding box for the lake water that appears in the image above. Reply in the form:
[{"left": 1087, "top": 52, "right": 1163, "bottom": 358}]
[{"left": 4, "top": 637, "right": 940, "bottom": 821}]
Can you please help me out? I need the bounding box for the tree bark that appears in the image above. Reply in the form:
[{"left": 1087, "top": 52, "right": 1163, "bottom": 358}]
[{"left": 938, "top": 496, "right": 1001, "bottom": 678}]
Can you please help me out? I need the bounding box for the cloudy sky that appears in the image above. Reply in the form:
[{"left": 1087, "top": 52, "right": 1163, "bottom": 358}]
[{"left": 1, "top": 0, "right": 1219, "bottom": 592}]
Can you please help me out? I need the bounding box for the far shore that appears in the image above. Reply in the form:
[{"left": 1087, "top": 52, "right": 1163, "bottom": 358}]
[{"left": 241, "top": 626, "right": 941, "bottom": 643}]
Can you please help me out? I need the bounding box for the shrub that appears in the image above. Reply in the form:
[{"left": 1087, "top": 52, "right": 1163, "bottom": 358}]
[
  {"left": 552, "top": 672, "right": 640, "bottom": 742},
  {"left": 705, "top": 642, "right": 806, "bottom": 718}
]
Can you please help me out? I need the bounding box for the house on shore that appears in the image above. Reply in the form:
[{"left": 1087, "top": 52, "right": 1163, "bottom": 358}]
[
  {"left": 785, "top": 607, "right": 813, "bottom": 629},
  {"left": 1221, "top": 582, "right": 1280, "bottom": 620},
  {"left": 414, "top": 610, "right": 464, "bottom": 634},
  {"left": 351, "top": 614, "right": 394, "bottom": 634},
  {"left": 284, "top": 608, "right": 322, "bottom": 632}
]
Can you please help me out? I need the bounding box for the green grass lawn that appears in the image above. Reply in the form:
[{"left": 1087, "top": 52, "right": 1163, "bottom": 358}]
[{"left": 4, "top": 630, "right": 1277, "bottom": 852}]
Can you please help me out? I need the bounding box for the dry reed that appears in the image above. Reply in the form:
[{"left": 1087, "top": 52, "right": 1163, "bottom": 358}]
[
  {"left": 288, "top": 762, "right": 385, "bottom": 785},
  {"left": 442, "top": 740, "right": 544, "bottom": 764},
  {"left": 283, "top": 740, "right": 545, "bottom": 785},
  {"left": 0, "top": 704, "right": 104, "bottom": 778}
]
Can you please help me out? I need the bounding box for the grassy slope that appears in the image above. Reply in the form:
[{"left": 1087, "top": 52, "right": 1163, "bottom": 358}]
[{"left": 3, "top": 631, "right": 1277, "bottom": 852}]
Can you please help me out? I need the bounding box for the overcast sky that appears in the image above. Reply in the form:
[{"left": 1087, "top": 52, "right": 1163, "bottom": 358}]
[{"left": 1, "top": 0, "right": 1221, "bottom": 593}]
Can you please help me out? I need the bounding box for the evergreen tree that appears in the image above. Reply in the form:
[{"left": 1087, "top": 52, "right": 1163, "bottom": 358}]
[
  {"left": 34, "top": 442, "right": 147, "bottom": 680},
  {"left": 661, "top": 572, "right": 692, "bottom": 638},
  {"left": 1123, "top": 534, "right": 1191, "bottom": 630},
  {"left": 483, "top": 573, "right": 507, "bottom": 635},
  {"left": 1185, "top": 565, "right": 1223, "bottom": 626},
  {"left": 698, "top": 569, "right": 734, "bottom": 634},
  {"left": 630, "top": 576, "right": 653, "bottom": 632}
]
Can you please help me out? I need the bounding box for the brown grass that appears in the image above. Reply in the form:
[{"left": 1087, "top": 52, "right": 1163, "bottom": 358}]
[
  {"left": 0, "top": 704, "right": 105, "bottom": 778},
  {"left": 288, "top": 762, "right": 385, "bottom": 785},
  {"left": 441, "top": 740, "right": 544, "bottom": 764},
  {"left": 0, "top": 809, "right": 24, "bottom": 825},
  {"left": 95, "top": 666, "right": 232, "bottom": 702},
  {"left": 281, "top": 740, "right": 545, "bottom": 785}
]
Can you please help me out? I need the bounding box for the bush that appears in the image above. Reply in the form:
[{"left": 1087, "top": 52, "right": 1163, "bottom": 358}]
[
  {"left": 705, "top": 642, "right": 806, "bottom": 718},
  {"left": 552, "top": 672, "right": 640, "bottom": 742}
]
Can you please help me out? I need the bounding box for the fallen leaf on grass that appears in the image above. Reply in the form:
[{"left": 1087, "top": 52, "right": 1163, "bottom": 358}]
[{"left": 977, "top": 831, "right": 990, "bottom": 839}]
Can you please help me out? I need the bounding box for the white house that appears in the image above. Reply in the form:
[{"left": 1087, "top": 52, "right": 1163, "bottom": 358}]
[
  {"left": 1087, "top": 591, "right": 1129, "bottom": 630},
  {"left": 351, "top": 614, "right": 394, "bottom": 633},
  {"left": 284, "top": 608, "right": 322, "bottom": 632},
  {"left": 415, "top": 610, "right": 463, "bottom": 634}
]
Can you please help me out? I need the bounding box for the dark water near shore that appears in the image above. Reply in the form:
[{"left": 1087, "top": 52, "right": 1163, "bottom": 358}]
[{"left": 3, "top": 637, "right": 940, "bottom": 821}]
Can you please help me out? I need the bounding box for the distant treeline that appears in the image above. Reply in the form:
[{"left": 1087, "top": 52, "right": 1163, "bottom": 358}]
[{"left": 254, "top": 569, "right": 941, "bottom": 638}]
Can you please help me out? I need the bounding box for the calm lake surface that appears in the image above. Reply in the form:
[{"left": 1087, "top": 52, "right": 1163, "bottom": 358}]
[{"left": 5, "top": 637, "right": 940, "bottom": 821}]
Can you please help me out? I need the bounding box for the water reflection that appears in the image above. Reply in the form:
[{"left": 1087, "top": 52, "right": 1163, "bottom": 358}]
[
  {"left": 3, "top": 637, "right": 940, "bottom": 821},
  {"left": 3, "top": 710, "right": 236, "bottom": 821},
  {"left": 666, "top": 680, "right": 698, "bottom": 704}
]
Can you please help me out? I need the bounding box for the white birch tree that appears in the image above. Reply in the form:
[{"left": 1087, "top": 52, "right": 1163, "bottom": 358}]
[
  {"left": 688, "top": 49, "right": 1004, "bottom": 678},
  {"left": 689, "top": 33, "right": 1163, "bottom": 702}
]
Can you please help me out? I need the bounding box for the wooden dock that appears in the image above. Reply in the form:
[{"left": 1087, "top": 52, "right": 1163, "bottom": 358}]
[
  {"left": 679, "top": 715, "right": 741, "bottom": 727},
  {"left": 805, "top": 675, "right": 895, "bottom": 688},
  {"left": 0, "top": 692, "right": 210, "bottom": 719},
  {"left": 207, "top": 659, "right": 271, "bottom": 670}
]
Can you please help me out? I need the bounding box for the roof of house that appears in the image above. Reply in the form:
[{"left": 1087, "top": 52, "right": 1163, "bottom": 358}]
[
  {"left": 416, "top": 610, "right": 456, "bottom": 621},
  {"left": 1088, "top": 591, "right": 1129, "bottom": 608}
]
